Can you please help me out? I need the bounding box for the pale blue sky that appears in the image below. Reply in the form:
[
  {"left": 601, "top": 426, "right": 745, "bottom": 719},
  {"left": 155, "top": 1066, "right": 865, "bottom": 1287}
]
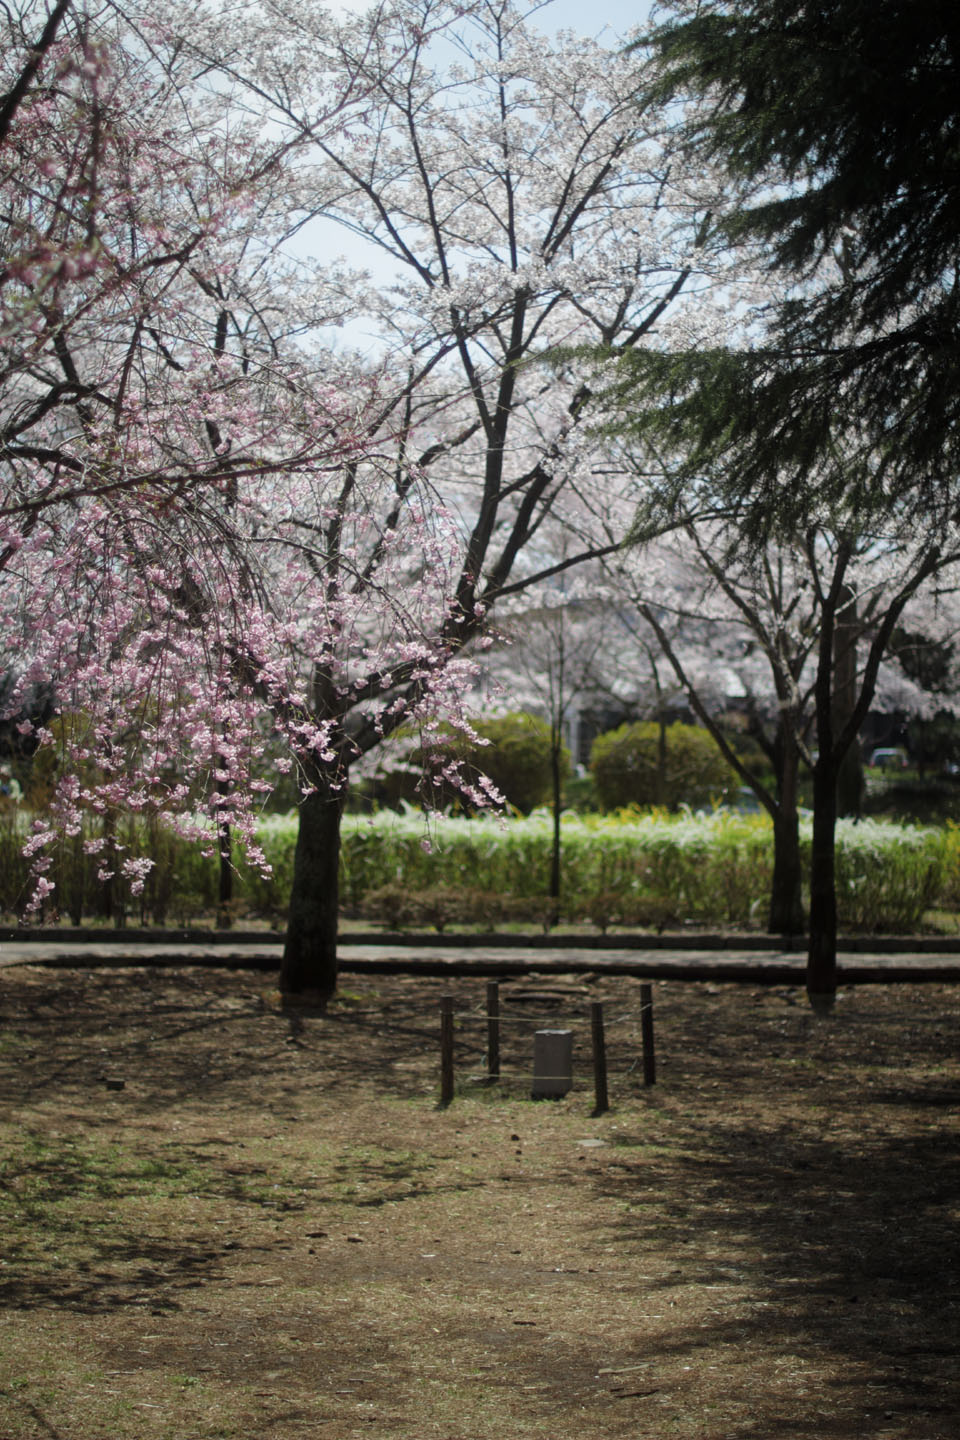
[
  {"left": 535, "top": 0, "right": 653, "bottom": 42},
  {"left": 325, "top": 0, "right": 656, "bottom": 41}
]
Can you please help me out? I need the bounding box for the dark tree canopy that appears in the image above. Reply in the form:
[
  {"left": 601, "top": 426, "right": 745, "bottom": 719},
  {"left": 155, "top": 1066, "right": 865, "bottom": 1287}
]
[
  {"left": 599, "top": 2, "right": 960, "bottom": 1005},
  {"left": 621, "top": 0, "right": 960, "bottom": 513},
  {"left": 651, "top": 1, "right": 960, "bottom": 304}
]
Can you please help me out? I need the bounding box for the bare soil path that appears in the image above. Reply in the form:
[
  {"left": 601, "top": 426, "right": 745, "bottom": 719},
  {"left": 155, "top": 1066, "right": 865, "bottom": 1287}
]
[{"left": 1, "top": 963, "right": 959, "bottom": 1439}]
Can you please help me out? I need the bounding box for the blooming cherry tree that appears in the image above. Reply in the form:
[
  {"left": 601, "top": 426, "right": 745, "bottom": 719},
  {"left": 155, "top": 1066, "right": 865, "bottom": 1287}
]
[
  {"left": 218, "top": 0, "right": 754, "bottom": 998},
  {"left": 5, "top": 0, "right": 755, "bottom": 1005},
  {"left": 2, "top": 0, "right": 447, "bottom": 924}
]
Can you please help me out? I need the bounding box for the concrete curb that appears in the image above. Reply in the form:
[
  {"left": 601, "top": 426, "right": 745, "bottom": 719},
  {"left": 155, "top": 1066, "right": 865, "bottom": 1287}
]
[
  {"left": 2, "top": 938, "right": 960, "bottom": 985},
  {"left": 4, "top": 926, "right": 960, "bottom": 952}
]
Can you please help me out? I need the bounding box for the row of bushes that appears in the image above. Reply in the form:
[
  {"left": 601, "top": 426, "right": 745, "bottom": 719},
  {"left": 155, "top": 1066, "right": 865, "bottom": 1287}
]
[
  {"left": 3, "top": 803, "right": 956, "bottom": 934},
  {"left": 335, "top": 809, "right": 954, "bottom": 934}
]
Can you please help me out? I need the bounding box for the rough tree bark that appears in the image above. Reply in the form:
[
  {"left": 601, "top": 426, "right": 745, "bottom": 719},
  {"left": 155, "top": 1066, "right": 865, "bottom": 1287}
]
[
  {"left": 804, "top": 553, "right": 846, "bottom": 1008},
  {"left": 281, "top": 770, "right": 346, "bottom": 1004}
]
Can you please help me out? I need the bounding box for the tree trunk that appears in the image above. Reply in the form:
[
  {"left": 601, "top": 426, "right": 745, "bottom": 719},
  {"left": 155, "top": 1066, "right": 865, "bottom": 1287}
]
[
  {"left": 217, "top": 821, "right": 233, "bottom": 929},
  {"left": 655, "top": 706, "right": 668, "bottom": 807},
  {"left": 216, "top": 742, "right": 233, "bottom": 928},
  {"left": 768, "top": 809, "right": 804, "bottom": 935},
  {"left": 280, "top": 781, "right": 345, "bottom": 1004},
  {"left": 836, "top": 743, "right": 863, "bottom": 819},
  {"left": 834, "top": 588, "right": 863, "bottom": 817},
  {"left": 101, "top": 807, "right": 125, "bottom": 928},
  {"left": 805, "top": 557, "right": 849, "bottom": 1011},
  {"left": 549, "top": 729, "right": 562, "bottom": 906},
  {"left": 807, "top": 755, "right": 838, "bottom": 1009},
  {"left": 767, "top": 726, "right": 804, "bottom": 934}
]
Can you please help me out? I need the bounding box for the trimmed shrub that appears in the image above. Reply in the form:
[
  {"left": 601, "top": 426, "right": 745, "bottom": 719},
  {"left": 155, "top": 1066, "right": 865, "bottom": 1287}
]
[
  {"left": 466, "top": 713, "right": 569, "bottom": 813},
  {"left": 590, "top": 721, "right": 738, "bottom": 812},
  {"left": 374, "top": 712, "right": 570, "bottom": 814},
  {"left": 357, "top": 884, "right": 504, "bottom": 931}
]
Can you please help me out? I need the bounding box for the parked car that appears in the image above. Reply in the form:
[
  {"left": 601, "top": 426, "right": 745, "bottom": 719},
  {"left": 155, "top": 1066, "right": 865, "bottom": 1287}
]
[{"left": 868, "top": 747, "right": 909, "bottom": 770}]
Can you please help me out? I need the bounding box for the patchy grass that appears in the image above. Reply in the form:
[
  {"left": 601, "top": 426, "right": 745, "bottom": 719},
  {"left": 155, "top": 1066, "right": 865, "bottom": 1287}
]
[{"left": 1, "top": 963, "right": 959, "bottom": 1438}]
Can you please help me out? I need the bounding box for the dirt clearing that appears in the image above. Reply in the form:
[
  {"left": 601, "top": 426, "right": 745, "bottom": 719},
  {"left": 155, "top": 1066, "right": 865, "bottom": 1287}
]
[{"left": 1, "top": 962, "right": 958, "bottom": 1439}]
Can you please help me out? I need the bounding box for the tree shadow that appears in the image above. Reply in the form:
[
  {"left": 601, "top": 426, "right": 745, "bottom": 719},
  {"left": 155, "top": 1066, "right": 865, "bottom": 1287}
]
[{"left": 592, "top": 1077, "right": 960, "bottom": 1436}]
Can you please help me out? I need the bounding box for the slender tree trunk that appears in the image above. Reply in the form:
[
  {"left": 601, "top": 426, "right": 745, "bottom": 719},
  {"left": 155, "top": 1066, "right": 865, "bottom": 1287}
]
[
  {"left": 836, "top": 745, "right": 863, "bottom": 820},
  {"left": 804, "top": 548, "right": 852, "bottom": 1011},
  {"left": 549, "top": 727, "right": 562, "bottom": 909},
  {"left": 655, "top": 705, "right": 668, "bottom": 807},
  {"left": 834, "top": 588, "right": 863, "bottom": 817},
  {"left": 807, "top": 754, "right": 839, "bottom": 1008},
  {"left": 281, "top": 779, "right": 345, "bottom": 1004},
  {"left": 767, "top": 725, "right": 804, "bottom": 934},
  {"left": 101, "top": 806, "right": 124, "bottom": 927},
  {"left": 216, "top": 740, "right": 233, "bottom": 928},
  {"left": 808, "top": 629, "right": 839, "bottom": 1006},
  {"left": 217, "top": 822, "right": 233, "bottom": 929}
]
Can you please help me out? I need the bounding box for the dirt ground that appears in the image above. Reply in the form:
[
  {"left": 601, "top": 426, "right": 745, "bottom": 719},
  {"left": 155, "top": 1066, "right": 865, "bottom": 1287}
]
[{"left": 1, "top": 961, "right": 959, "bottom": 1440}]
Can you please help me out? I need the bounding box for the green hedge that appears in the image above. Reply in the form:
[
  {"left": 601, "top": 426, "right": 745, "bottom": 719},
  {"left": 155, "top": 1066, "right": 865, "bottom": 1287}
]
[
  {"left": 3, "top": 802, "right": 958, "bottom": 934},
  {"left": 372, "top": 712, "right": 570, "bottom": 814},
  {"left": 590, "top": 721, "right": 738, "bottom": 810},
  {"left": 338, "top": 809, "right": 957, "bottom": 933}
]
